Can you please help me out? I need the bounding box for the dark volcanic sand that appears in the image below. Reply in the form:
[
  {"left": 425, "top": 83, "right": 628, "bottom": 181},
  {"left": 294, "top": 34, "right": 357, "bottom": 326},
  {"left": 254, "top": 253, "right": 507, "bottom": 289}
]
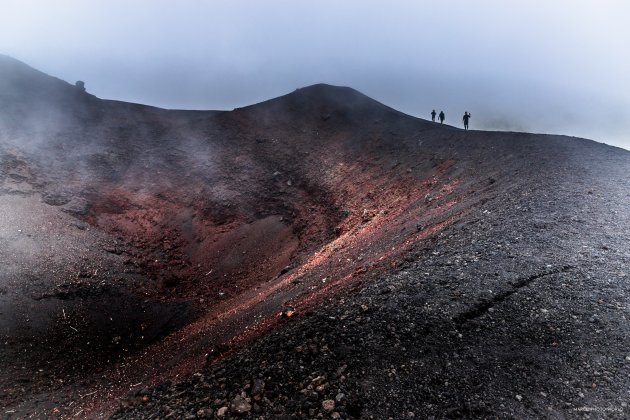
[
  {"left": 0, "top": 56, "right": 628, "bottom": 418},
  {"left": 113, "top": 135, "right": 630, "bottom": 420}
]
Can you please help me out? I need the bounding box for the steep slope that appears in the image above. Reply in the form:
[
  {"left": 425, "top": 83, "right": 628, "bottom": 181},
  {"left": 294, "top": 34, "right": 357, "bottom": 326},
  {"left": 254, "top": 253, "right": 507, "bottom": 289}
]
[
  {"left": 113, "top": 131, "right": 630, "bottom": 419},
  {"left": 0, "top": 57, "right": 628, "bottom": 418},
  {"left": 0, "top": 58, "right": 473, "bottom": 417}
]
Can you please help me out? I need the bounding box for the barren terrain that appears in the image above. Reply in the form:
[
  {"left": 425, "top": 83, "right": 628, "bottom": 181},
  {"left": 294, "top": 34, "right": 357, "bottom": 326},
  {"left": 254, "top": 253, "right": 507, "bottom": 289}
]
[{"left": 0, "top": 56, "right": 628, "bottom": 418}]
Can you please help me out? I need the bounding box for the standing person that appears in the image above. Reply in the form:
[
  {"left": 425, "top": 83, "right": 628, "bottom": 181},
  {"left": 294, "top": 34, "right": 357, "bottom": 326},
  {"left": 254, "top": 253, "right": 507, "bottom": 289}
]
[
  {"left": 463, "top": 111, "right": 471, "bottom": 130},
  {"left": 431, "top": 109, "right": 436, "bottom": 122},
  {"left": 438, "top": 111, "right": 445, "bottom": 124}
]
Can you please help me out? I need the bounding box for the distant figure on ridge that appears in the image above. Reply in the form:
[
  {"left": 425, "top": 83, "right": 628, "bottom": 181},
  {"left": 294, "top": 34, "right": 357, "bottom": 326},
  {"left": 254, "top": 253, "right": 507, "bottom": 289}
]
[
  {"left": 462, "top": 111, "right": 471, "bottom": 130},
  {"left": 431, "top": 109, "right": 436, "bottom": 122},
  {"left": 438, "top": 111, "right": 445, "bottom": 124}
]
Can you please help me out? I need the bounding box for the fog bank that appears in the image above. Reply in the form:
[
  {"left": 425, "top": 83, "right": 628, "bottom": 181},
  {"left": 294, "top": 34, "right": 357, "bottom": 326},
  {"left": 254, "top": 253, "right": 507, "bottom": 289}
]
[{"left": 1, "top": 0, "right": 628, "bottom": 148}]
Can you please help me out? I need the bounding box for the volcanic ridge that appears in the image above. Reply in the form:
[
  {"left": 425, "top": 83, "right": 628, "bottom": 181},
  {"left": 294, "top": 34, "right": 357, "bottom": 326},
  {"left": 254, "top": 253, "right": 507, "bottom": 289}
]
[{"left": 0, "top": 55, "right": 629, "bottom": 419}]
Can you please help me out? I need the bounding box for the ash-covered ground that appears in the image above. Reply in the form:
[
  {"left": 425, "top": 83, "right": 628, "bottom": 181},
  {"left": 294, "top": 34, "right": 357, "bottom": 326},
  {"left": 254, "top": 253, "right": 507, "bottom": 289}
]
[{"left": 0, "top": 56, "right": 628, "bottom": 418}]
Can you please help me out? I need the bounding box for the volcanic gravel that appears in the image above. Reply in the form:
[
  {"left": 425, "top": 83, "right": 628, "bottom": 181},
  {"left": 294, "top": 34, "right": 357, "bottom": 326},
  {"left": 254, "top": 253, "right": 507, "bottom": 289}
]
[
  {"left": 1, "top": 56, "right": 629, "bottom": 419},
  {"left": 114, "top": 137, "right": 630, "bottom": 419}
]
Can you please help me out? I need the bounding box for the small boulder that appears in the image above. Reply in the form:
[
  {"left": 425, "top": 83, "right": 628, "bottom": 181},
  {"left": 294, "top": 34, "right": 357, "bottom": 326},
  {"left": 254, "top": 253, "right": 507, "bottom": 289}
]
[
  {"left": 322, "top": 399, "right": 335, "bottom": 412},
  {"left": 196, "top": 408, "right": 213, "bottom": 418},
  {"left": 231, "top": 395, "right": 252, "bottom": 414},
  {"left": 251, "top": 378, "right": 265, "bottom": 396}
]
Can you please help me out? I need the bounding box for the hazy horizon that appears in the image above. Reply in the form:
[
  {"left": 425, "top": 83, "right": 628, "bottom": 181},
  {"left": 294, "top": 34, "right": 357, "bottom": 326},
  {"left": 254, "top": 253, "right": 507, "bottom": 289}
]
[{"left": 1, "top": 0, "right": 629, "bottom": 149}]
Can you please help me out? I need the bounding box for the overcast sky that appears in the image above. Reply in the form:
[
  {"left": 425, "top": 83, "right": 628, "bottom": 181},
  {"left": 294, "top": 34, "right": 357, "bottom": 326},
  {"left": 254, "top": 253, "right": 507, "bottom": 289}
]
[{"left": 1, "top": 0, "right": 629, "bottom": 148}]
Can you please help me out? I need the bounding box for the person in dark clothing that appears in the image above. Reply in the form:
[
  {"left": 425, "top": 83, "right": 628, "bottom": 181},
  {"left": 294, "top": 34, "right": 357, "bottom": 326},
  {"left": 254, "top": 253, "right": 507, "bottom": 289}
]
[
  {"left": 463, "top": 111, "right": 471, "bottom": 130},
  {"left": 438, "top": 111, "right": 445, "bottom": 124},
  {"left": 431, "top": 109, "right": 436, "bottom": 122}
]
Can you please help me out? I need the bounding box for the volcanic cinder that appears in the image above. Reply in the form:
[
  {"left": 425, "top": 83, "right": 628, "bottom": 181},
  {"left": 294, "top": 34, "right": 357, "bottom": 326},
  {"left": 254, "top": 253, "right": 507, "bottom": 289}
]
[{"left": 0, "top": 56, "right": 628, "bottom": 419}]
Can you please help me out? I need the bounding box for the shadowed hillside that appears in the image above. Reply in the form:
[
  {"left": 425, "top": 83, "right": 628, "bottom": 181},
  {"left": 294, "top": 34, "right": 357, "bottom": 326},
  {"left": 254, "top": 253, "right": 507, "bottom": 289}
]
[{"left": 0, "top": 56, "right": 628, "bottom": 418}]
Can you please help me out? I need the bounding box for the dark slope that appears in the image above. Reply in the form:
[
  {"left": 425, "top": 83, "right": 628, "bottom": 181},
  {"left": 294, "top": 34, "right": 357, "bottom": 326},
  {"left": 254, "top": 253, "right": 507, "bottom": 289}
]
[
  {"left": 0, "top": 59, "right": 473, "bottom": 417},
  {"left": 0, "top": 57, "right": 628, "bottom": 418},
  {"left": 115, "top": 132, "right": 630, "bottom": 419}
]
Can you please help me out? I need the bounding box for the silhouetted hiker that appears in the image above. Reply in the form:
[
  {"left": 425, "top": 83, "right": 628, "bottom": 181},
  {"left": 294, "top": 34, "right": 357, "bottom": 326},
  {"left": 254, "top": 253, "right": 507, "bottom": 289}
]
[
  {"left": 463, "top": 111, "right": 471, "bottom": 130},
  {"left": 439, "top": 111, "right": 445, "bottom": 124},
  {"left": 431, "top": 109, "right": 436, "bottom": 122}
]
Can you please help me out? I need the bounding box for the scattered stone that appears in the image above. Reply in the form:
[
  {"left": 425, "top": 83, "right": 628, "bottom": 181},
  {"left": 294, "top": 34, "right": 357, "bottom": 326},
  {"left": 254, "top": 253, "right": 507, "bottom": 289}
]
[
  {"left": 281, "top": 308, "right": 296, "bottom": 318},
  {"left": 515, "top": 395, "right": 523, "bottom": 401},
  {"left": 322, "top": 399, "right": 335, "bottom": 412},
  {"left": 217, "top": 406, "right": 228, "bottom": 417},
  {"left": 311, "top": 376, "right": 326, "bottom": 386},
  {"left": 315, "top": 383, "right": 328, "bottom": 393},
  {"left": 361, "top": 208, "right": 374, "bottom": 222},
  {"left": 251, "top": 379, "right": 265, "bottom": 396},
  {"left": 231, "top": 395, "right": 252, "bottom": 414},
  {"left": 301, "top": 389, "right": 319, "bottom": 401},
  {"left": 196, "top": 408, "right": 213, "bottom": 418}
]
